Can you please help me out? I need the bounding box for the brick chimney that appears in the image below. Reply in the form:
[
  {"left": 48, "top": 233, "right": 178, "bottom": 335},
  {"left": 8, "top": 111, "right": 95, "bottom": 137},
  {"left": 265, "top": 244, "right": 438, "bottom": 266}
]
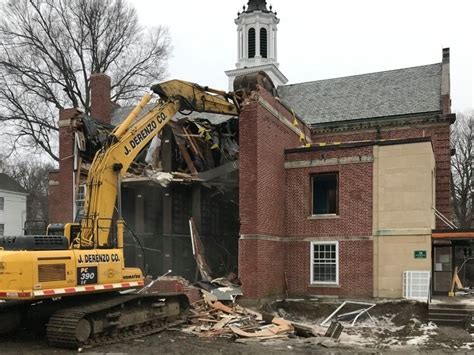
[
  {"left": 90, "top": 73, "right": 112, "bottom": 124},
  {"left": 49, "top": 108, "right": 82, "bottom": 224},
  {"left": 440, "top": 48, "right": 451, "bottom": 115}
]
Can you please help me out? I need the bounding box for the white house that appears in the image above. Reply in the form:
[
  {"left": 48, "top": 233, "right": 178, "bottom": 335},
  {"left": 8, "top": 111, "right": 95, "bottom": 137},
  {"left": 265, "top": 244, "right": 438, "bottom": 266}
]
[{"left": 0, "top": 173, "right": 27, "bottom": 236}]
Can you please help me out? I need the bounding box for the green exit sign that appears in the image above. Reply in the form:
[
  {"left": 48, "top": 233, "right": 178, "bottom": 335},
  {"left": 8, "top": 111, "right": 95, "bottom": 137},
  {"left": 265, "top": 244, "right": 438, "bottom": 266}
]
[{"left": 414, "top": 250, "right": 427, "bottom": 259}]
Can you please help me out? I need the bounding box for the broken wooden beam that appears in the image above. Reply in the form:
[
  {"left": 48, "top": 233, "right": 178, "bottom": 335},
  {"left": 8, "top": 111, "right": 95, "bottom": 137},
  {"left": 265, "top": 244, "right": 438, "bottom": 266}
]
[{"left": 197, "top": 160, "right": 239, "bottom": 181}]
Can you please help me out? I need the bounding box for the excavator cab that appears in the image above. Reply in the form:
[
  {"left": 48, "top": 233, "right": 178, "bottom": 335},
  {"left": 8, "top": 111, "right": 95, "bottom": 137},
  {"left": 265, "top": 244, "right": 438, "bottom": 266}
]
[
  {"left": 23, "top": 219, "right": 47, "bottom": 235},
  {"left": 47, "top": 223, "right": 81, "bottom": 245}
]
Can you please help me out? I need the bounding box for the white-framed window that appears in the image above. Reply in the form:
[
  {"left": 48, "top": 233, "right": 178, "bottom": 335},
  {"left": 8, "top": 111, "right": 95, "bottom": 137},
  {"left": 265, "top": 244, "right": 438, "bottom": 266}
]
[
  {"left": 75, "top": 184, "right": 87, "bottom": 219},
  {"left": 0, "top": 223, "right": 4, "bottom": 236},
  {"left": 311, "top": 241, "right": 339, "bottom": 285},
  {"left": 0, "top": 196, "right": 4, "bottom": 210}
]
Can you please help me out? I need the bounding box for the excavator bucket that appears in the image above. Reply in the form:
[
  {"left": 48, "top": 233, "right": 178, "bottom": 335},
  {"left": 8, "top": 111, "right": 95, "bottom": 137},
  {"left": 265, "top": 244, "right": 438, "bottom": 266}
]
[{"left": 233, "top": 71, "right": 276, "bottom": 99}]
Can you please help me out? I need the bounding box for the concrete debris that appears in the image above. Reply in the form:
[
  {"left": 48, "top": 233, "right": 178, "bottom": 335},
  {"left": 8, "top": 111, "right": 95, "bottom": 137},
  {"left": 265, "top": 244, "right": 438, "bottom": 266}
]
[
  {"left": 209, "top": 286, "right": 243, "bottom": 301},
  {"left": 144, "top": 171, "right": 174, "bottom": 187}
]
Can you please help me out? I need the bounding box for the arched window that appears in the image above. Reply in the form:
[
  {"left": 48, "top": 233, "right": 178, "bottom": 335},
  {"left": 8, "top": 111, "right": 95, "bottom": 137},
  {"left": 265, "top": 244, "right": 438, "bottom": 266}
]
[
  {"left": 260, "top": 28, "right": 268, "bottom": 58},
  {"left": 248, "top": 28, "right": 256, "bottom": 58}
]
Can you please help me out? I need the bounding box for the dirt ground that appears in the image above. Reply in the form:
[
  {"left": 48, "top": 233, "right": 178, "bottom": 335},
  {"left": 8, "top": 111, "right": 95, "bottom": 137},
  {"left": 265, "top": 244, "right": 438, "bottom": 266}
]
[{"left": 1, "top": 299, "right": 473, "bottom": 354}]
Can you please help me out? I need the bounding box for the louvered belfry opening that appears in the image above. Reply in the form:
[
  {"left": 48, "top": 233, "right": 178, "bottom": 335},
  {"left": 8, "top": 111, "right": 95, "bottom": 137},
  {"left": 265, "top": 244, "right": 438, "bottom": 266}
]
[
  {"left": 248, "top": 28, "right": 256, "bottom": 58},
  {"left": 260, "top": 28, "right": 267, "bottom": 58}
]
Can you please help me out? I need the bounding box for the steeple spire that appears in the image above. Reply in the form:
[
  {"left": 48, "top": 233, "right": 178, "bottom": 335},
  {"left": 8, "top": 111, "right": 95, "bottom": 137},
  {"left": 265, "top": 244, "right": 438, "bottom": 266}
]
[
  {"left": 246, "top": 0, "right": 269, "bottom": 13},
  {"left": 225, "top": 1, "right": 287, "bottom": 90}
]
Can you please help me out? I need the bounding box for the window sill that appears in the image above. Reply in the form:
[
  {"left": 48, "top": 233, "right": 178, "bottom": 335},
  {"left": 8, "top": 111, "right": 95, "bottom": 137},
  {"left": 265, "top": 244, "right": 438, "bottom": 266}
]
[
  {"left": 307, "top": 214, "right": 340, "bottom": 220},
  {"left": 309, "top": 283, "right": 341, "bottom": 288}
]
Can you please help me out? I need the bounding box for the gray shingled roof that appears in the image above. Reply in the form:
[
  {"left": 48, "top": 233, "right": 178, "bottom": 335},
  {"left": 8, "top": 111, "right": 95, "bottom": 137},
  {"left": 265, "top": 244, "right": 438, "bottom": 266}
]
[
  {"left": 0, "top": 173, "right": 27, "bottom": 194},
  {"left": 277, "top": 63, "right": 442, "bottom": 125}
]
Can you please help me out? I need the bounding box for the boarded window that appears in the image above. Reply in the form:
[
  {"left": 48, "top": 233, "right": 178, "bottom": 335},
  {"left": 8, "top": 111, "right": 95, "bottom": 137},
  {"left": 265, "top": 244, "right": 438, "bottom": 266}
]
[
  {"left": 312, "top": 173, "right": 338, "bottom": 215},
  {"left": 260, "top": 28, "right": 267, "bottom": 58},
  {"left": 248, "top": 28, "right": 256, "bottom": 58},
  {"left": 311, "top": 242, "right": 338, "bottom": 284}
]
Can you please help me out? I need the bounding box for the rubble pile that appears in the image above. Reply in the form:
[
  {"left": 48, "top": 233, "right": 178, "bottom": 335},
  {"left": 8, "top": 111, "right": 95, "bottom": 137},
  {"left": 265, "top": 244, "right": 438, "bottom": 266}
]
[
  {"left": 182, "top": 296, "right": 332, "bottom": 343},
  {"left": 183, "top": 298, "right": 294, "bottom": 341}
]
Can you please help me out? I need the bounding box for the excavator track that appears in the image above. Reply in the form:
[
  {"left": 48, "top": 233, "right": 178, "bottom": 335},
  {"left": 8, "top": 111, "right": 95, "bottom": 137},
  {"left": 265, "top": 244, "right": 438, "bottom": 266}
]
[{"left": 46, "top": 293, "right": 188, "bottom": 349}]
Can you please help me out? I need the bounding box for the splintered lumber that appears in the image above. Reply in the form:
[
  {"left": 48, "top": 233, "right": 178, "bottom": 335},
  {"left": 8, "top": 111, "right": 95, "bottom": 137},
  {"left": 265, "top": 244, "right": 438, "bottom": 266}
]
[
  {"left": 213, "top": 317, "right": 233, "bottom": 330},
  {"left": 267, "top": 317, "right": 294, "bottom": 335},
  {"left": 235, "top": 335, "right": 290, "bottom": 343},
  {"left": 291, "top": 322, "right": 325, "bottom": 338},
  {"left": 198, "top": 318, "right": 219, "bottom": 323},
  {"left": 184, "top": 297, "right": 300, "bottom": 341},
  {"left": 211, "top": 301, "right": 234, "bottom": 314},
  {"left": 450, "top": 266, "right": 464, "bottom": 296},
  {"left": 261, "top": 312, "right": 323, "bottom": 337},
  {"left": 230, "top": 326, "right": 275, "bottom": 338},
  {"left": 229, "top": 316, "right": 293, "bottom": 338},
  {"left": 172, "top": 126, "right": 198, "bottom": 174},
  {"left": 182, "top": 126, "right": 204, "bottom": 161},
  {"left": 189, "top": 218, "right": 213, "bottom": 282}
]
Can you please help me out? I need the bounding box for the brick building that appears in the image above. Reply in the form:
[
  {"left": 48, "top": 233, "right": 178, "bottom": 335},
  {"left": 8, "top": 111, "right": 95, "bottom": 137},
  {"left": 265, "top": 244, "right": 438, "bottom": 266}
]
[
  {"left": 230, "top": 1, "right": 453, "bottom": 300},
  {"left": 49, "top": 0, "right": 454, "bottom": 300}
]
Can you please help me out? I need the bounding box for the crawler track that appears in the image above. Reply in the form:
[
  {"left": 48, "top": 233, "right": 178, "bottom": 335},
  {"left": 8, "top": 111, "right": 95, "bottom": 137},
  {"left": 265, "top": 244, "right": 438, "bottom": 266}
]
[{"left": 46, "top": 293, "right": 188, "bottom": 349}]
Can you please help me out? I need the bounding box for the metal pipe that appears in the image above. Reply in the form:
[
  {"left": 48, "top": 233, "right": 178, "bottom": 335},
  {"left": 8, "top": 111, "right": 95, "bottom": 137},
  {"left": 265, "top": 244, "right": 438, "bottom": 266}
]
[{"left": 116, "top": 172, "right": 124, "bottom": 249}]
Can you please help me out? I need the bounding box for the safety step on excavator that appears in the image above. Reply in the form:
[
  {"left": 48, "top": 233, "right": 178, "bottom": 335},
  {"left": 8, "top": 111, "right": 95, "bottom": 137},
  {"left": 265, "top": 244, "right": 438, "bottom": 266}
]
[{"left": 0, "top": 73, "right": 270, "bottom": 348}]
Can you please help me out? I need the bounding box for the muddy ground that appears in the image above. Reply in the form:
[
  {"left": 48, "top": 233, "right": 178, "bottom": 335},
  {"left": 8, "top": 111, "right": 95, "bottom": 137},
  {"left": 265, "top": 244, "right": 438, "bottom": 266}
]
[{"left": 1, "top": 299, "right": 473, "bottom": 354}]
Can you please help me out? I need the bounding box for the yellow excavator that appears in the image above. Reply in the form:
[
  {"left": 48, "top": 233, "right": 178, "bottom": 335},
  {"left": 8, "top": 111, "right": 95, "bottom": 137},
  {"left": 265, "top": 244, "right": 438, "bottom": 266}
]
[{"left": 0, "top": 79, "right": 241, "bottom": 348}]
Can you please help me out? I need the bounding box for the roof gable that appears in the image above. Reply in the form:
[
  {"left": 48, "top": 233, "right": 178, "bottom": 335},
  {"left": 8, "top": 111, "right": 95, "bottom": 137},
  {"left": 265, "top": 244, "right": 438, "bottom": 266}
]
[
  {"left": 0, "top": 173, "right": 27, "bottom": 194},
  {"left": 278, "top": 63, "right": 442, "bottom": 125}
]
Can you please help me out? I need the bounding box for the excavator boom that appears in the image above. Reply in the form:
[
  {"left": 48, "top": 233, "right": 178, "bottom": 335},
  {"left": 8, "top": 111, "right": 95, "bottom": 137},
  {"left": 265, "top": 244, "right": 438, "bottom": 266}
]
[{"left": 79, "top": 80, "right": 239, "bottom": 249}]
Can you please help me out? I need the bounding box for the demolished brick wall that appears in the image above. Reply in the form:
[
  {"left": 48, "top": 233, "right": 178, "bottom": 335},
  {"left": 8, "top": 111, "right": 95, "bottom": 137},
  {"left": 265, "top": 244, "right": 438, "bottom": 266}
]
[
  {"left": 239, "top": 87, "right": 302, "bottom": 299},
  {"left": 145, "top": 276, "right": 202, "bottom": 304}
]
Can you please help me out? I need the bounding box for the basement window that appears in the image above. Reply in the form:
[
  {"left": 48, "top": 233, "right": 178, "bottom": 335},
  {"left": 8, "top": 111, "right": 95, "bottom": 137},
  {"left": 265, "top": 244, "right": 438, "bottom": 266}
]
[
  {"left": 312, "top": 173, "right": 338, "bottom": 215},
  {"left": 311, "top": 241, "right": 339, "bottom": 284}
]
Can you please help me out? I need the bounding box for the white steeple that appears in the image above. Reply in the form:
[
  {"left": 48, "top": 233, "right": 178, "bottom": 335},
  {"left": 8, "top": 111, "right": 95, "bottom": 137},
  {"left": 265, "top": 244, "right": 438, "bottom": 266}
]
[{"left": 225, "top": 0, "right": 288, "bottom": 91}]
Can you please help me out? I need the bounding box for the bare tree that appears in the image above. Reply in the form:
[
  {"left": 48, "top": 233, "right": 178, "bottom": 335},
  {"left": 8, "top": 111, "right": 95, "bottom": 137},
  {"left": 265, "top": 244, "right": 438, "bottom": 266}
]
[
  {"left": 0, "top": 0, "right": 171, "bottom": 161},
  {"left": 0, "top": 160, "right": 55, "bottom": 221},
  {"left": 451, "top": 111, "right": 474, "bottom": 228}
]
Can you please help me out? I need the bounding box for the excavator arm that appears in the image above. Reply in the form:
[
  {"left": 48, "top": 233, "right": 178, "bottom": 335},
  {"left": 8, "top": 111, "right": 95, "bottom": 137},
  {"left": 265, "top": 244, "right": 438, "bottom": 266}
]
[{"left": 78, "top": 80, "right": 239, "bottom": 249}]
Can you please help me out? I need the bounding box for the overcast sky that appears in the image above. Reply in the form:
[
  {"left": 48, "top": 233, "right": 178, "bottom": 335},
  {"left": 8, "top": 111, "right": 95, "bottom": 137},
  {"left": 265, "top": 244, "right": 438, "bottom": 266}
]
[
  {"left": 137, "top": 1, "right": 472, "bottom": 111},
  {"left": 1, "top": 1, "right": 471, "bottom": 162}
]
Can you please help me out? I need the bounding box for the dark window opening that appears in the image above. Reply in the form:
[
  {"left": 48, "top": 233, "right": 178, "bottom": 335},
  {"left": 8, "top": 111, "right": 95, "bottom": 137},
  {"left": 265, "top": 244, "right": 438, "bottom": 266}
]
[
  {"left": 248, "top": 28, "right": 256, "bottom": 58},
  {"left": 260, "top": 28, "right": 267, "bottom": 58},
  {"left": 312, "top": 173, "right": 338, "bottom": 215}
]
